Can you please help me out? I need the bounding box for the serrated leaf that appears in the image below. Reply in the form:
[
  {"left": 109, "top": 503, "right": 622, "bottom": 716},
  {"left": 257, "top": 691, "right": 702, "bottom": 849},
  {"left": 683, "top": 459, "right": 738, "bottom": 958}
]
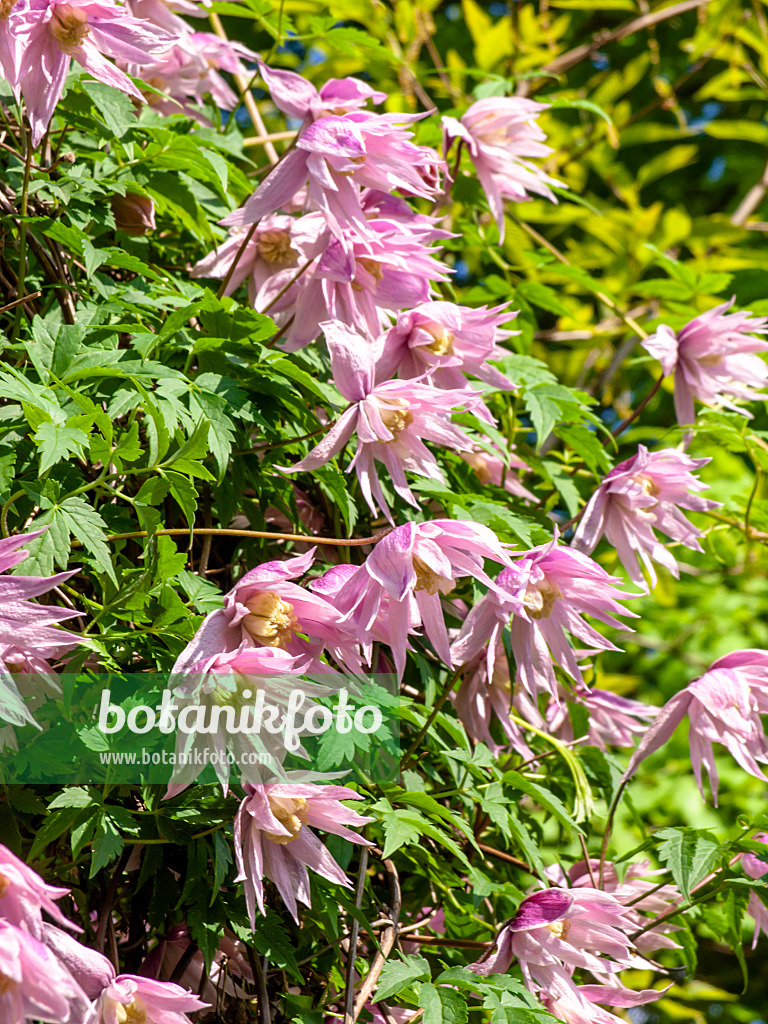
[{"left": 374, "top": 955, "right": 431, "bottom": 1002}]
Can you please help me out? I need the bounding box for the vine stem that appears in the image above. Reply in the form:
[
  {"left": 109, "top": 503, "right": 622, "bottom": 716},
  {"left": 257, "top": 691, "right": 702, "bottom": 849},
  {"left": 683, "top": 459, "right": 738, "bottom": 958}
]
[
  {"left": 12, "top": 125, "right": 34, "bottom": 340},
  {"left": 606, "top": 373, "right": 665, "bottom": 442},
  {"left": 343, "top": 846, "right": 369, "bottom": 1024},
  {"left": 69, "top": 526, "right": 392, "bottom": 548}
]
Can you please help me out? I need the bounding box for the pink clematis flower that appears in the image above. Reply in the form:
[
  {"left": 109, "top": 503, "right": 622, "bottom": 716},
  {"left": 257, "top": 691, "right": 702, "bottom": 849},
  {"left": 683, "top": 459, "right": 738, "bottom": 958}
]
[
  {"left": 470, "top": 888, "right": 665, "bottom": 1024},
  {"left": 376, "top": 300, "right": 518, "bottom": 396},
  {"left": 139, "top": 924, "right": 253, "bottom": 1003},
  {"left": 0, "top": 919, "right": 95, "bottom": 1024},
  {"left": 243, "top": 202, "right": 451, "bottom": 351},
  {"left": 191, "top": 213, "right": 321, "bottom": 307},
  {"left": 13, "top": 0, "right": 176, "bottom": 146},
  {"left": 742, "top": 833, "right": 768, "bottom": 947},
  {"left": 289, "top": 321, "right": 485, "bottom": 520},
  {"left": 171, "top": 547, "right": 360, "bottom": 680},
  {"left": 223, "top": 111, "right": 442, "bottom": 245},
  {"left": 0, "top": 839, "right": 80, "bottom": 938},
  {"left": 96, "top": 974, "right": 208, "bottom": 1023},
  {"left": 572, "top": 446, "right": 720, "bottom": 588},
  {"left": 460, "top": 441, "right": 536, "bottom": 503},
  {"left": 443, "top": 97, "right": 561, "bottom": 241},
  {"left": 258, "top": 61, "right": 386, "bottom": 122},
  {"left": 451, "top": 639, "right": 533, "bottom": 757},
  {"left": 545, "top": 685, "right": 657, "bottom": 752},
  {"left": 451, "top": 535, "right": 636, "bottom": 700},
  {"left": 642, "top": 300, "right": 768, "bottom": 427},
  {"left": 316, "top": 519, "right": 513, "bottom": 677},
  {"left": 234, "top": 781, "right": 372, "bottom": 925},
  {"left": 42, "top": 923, "right": 116, "bottom": 998},
  {"left": 623, "top": 648, "right": 768, "bottom": 804}
]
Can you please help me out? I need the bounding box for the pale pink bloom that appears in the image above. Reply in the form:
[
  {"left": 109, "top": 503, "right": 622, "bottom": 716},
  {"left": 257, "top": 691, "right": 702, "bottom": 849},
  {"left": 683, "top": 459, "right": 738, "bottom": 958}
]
[
  {"left": 249, "top": 204, "right": 451, "bottom": 350},
  {"left": 451, "top": 535, "right": 636, "bottom": 700},
  {"left": 0, "top": 919, "right": 95, "bottom": 1024},
  {"left": 460, "top": 442, "right": 536, "bottom": 503},
  {"left": 376, "top": 300, "right": 517, "bottom": 395},
  {"left": 401, "top": 906, "right": 445, "bottom": 955},
  {"left": 642, "top": 300, "right": 768, "bottom": 426},
  {"left": 0, "top": 840, "right": 77, "bottom": 937},
  {"left": 572, "top": 446, "right": 720, "bottom": 588},
  {"left": 545, "top": 685, "right": 656, "bottom": 751},
  {"left": 165, "top": 644, "right": 324, "bottom": 796},
  {"left": 224, "top": 111, "right": 442, "bottom": 245},
  {"left": 289, "top": 321, "right": 484, "bottom": 520},
  {"left": 443, "top": 97, "right": 560, "bottom": 241},
  {"left": 14, "top": 0, "right": 176, "bottom": 146},
  {"left": 623, "top": 649, "right": 768, "bottom": 804},
  {"left": 171, "top": 547, "right": 360, "bottom": 679},
  {"left": 234, "top": 781, "right": 372, "bottom": 925},
  {"left": 451, "top": 639, "right": 533, "bottom": 757},
  {"left": 139, "top": 924, "right": 253, "bottom": 1002},
  {"left": 96, "top": 973, "right": 207, "bottom": 1023},
  {"left": 258, "top": 62, "right": 386, "bottom": 121},
  {"left": 470, "top": 888, "right": 664, "bottom": 1022},
  {"left": 124, "top": 0, "right": 209, "bottom": 36},
  {"left": 191, "top": 213, "right": 320, "bottom": 307},
  {"left": 42, "top": 922, "right": 115, "bottom": 998},
  {"left": 317, "top": 519, "right": 512, "bottom": 677},
  {"left": 742, "top": 833, "right": 768, "bottom": 947}
]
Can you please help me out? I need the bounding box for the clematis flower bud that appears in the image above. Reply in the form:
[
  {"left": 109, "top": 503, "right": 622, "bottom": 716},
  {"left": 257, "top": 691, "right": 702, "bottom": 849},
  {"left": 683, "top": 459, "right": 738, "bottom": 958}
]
[
  {"left": 111, "top": 193, "right": 156, "bottom": 235},
  {"left": 42, "top": 923, "right": 115, "bottom": 998}
]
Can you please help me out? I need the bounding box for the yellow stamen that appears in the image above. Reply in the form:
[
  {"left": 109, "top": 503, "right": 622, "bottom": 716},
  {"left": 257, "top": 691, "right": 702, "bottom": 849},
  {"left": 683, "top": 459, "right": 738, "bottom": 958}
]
[
  {"left": 380, "top": 401, "right": 414, "bottom": 441},
  {"left": 264, "top": 797, "right": 308, "bottom": 844},
  {"left": 258, "top": 230, "right": 298, "bottom": 266},
  {"left": 0, "top": 0, "right": 17, "bottom": 19},
  {"left": 0, "top": 872, "right": 9, "bottom": 898},
  {"left": 546, "top": 919, "right": 571, "bottom": 941},
  {"left": 50, "top": 4, "right": 90, "bottom": 51},
  {"left": 523, "top": 577, "right": 562, "bottom": 620},
  {"left": 413, "top": 555, "right": 454, "bottom": 596},
  {"left": 242, "top": 592, "right": 298, "bottom": 649},
  {"left": 0, "top": 973, "right": 18, "bottom": 995},
  {"left": 424, "top": 324, "right": 455, "bottom": 356}
]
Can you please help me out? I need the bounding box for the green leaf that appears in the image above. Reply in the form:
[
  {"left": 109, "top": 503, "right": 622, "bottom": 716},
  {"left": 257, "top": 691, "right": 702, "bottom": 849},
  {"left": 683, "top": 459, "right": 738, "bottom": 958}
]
[
  {"left": 419, "top": 985, "right": 468, "bottom": 1024},
  {"left": 59, "top": 496, "right": 117, "bottom": 586},
  {"left": 655, "top": 828, "right": 722, "bottom": 902},
  {"left": 374, "top": 955, "right": 431, "bottom": 1002},
  {"left": 33, "top": 422, "right": 89, "bottom": 473}
]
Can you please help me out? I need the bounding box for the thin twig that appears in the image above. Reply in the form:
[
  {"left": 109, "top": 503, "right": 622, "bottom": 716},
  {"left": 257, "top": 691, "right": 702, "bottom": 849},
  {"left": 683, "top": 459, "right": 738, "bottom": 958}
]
[
  {"left": 69, "top": 526, "right": 392, "bottom": 548},
  {"left": 477, "top": 843, "right": 533, "bottom": 873},
  {"left": 0, "top": 289, "right": 40, "bottom": 315},
  {"left": 400, "top": 667, "right": 462, "bottom": 770},
  {"left": 352, "top": 858, "right": 401, "bottom": 1021},
  {"left": 343, "top": 847, "right": 369, "bottom": 1024}
]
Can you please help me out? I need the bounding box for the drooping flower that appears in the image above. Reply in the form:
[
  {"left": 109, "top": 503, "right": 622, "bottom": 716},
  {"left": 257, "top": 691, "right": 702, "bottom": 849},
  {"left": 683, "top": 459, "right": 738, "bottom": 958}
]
[
  {"left": 166, "top": 644, "right": 326, "bottom": 796},
  {"left": 451, "top": 639, "right": 533, "bottom": 757},
  {"left": 14, "top": 0, "right": 177, "bottom": 146},
  {"left": 316, "top": 519, "right": 513, "bottom": 677},
  {"left": 42, "top": 922, "right": 116, "bottom": 998},
  {"left": 240, "top": 202, "right": 451, "bottom": 350},
  {"left": 742, "top": 833, "right": 768, "bottom": 947},
  {"left": 470, "top": 888, "right": 665, "bottom": 1024},
  {"left": 171, "top": 547, "right": 360, "bottom": 680},
  {"left": 289, "top": 321, "right": 485, "bottom": 520},
  {"left": 544, "top": 685, "right": 656, "bottom": 752},
  {"left": 223, "top": 111, "right": 442, "bottom": 245},
  {"left": 234, "top": 781, "right": 372, "bottom": 925},
  {"left": 138, "top": 924, "right": 253, "bottom": 1003},
  {"left": 642, "top": 300, "right": 768, "bottom": 427},
  {"left": 572, "top": 446, "right": 720, "bottom": 588},
  {"left": 258, "top": 61, "right": 386, "bottom": 122},
  {"left": 376, "top": 300, "right": 518, "bottom": 396},
  {"left": 622, "top": 649, "right": 768, "bottom": 804},
  {"left": 0, "top": 919, "right": 95, "bottom": 1024},
  {"left": 443, "top": 97, "right": 560, "bottom": 241},
  {"left": 460, "top": 441, "right": 536, "bottom": 503},
  {"left": 451, "top": 535, "right": 636, "bottom": 700},
  {"left": 0, "top": 838, "right": 79, "bottom": 938},
  {"left": 96, "top": 974, "right": 208, "bottom": 1024},
  {"left": 191, "top": 213, "right": 321, "bottom": 308},
  {"left": 111, "top": 191, "right": 155, "bottom": 235}
]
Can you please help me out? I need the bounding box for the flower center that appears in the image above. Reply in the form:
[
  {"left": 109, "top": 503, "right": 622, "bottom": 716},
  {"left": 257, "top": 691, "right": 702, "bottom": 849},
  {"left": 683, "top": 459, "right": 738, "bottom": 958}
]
[
  {"left": 0, "top": 972, "right": 17, "bottom": 995},
  {"left": 424, "top": 324, "right": 455, "bottom": 356},
  {"left": 546, "top": 919, "right": 571, "bottom": 941},
  {"left": 523, "top": 577, "right": 562, "bottom": 620},
  {"left": 413, "top": 555, "right": 454, "bottom": 596},
  {"left": 116, "top": 1002, "right": 148, "bottom": 1024},
  {"left": 50, "top": 3, "right": 90, "bottom": 51},
  {"left": 633, "top": 472, "right": 660, "bottom": 499},
  {"left": 352, "top": 257, "right": 384, "bottom": 292},
  {"left": 0, "top": 872, "right": 9, "bottom": 898},
  {"left": 0, "top": 0, "right": 17, "bottom": 19},
  {"left": 380, "top": 401, "right": 414, "bottom": 441},
  {"left": 258, "top": 229, "right": 298, "bottom": 266},
  {"left": 264, "top": 797, "right": 308, "bottom": 844},
  {"left": 242, "top": 592, "right": 298, "bottom": 649}
]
